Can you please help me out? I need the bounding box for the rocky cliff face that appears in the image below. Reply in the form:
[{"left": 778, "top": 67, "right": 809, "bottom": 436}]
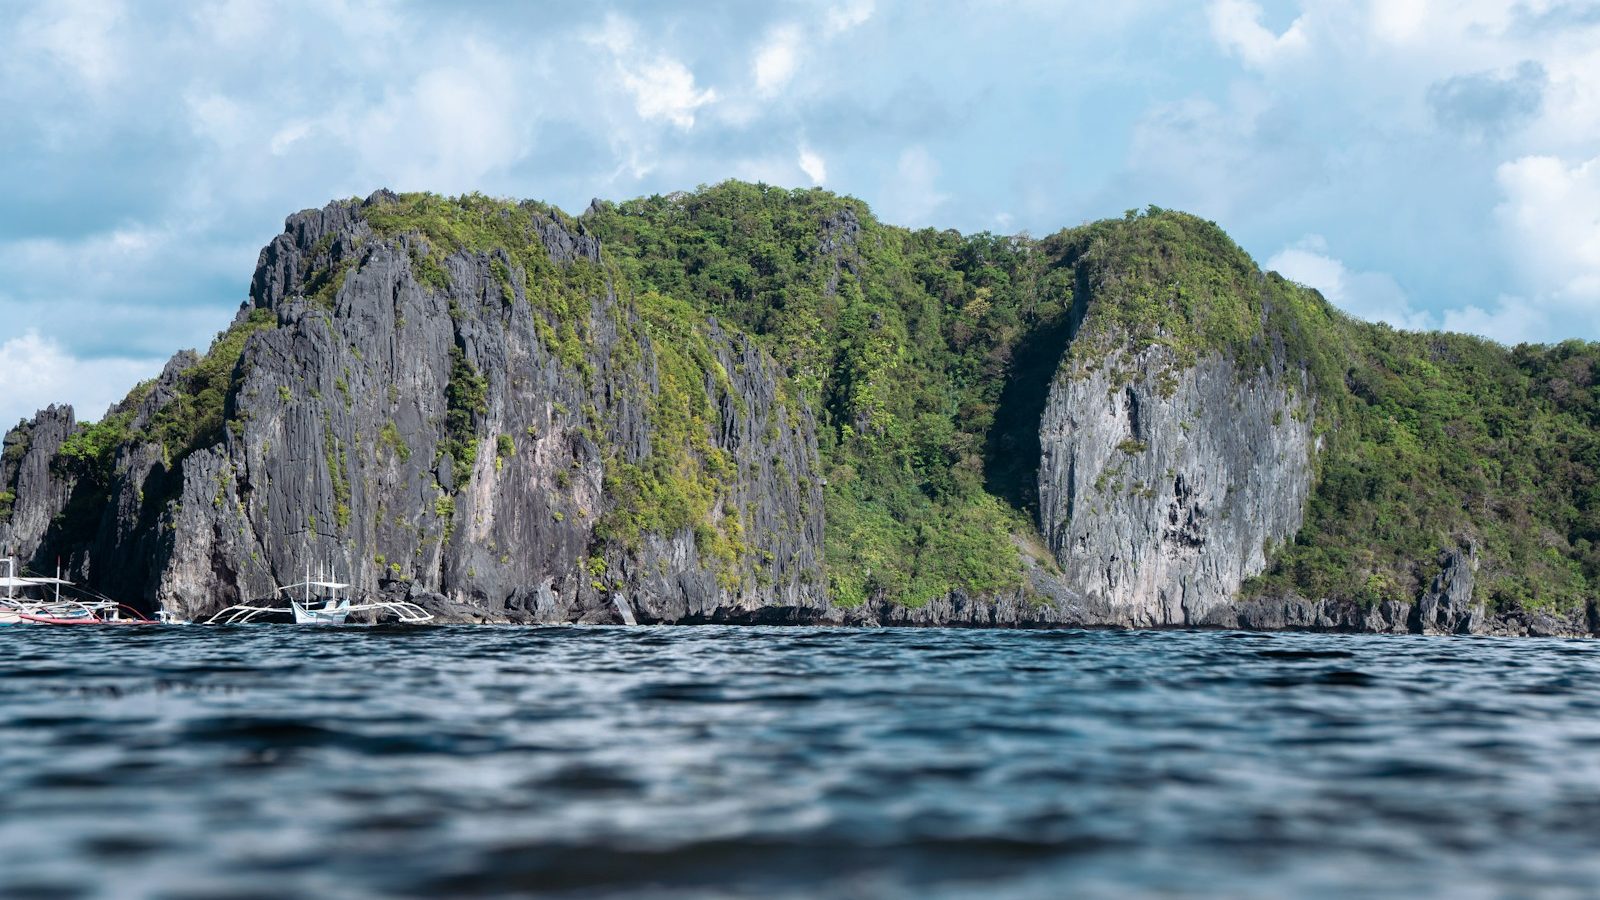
[
  {"left": 5, "top": 187, "right": 1593, "bottom": 635},
  {"left": 1037, "top": 342, "right": 1315, "bottom": 626},
  {"left": 3, "top": 192, "right": 827, "bottom": 623},
  {"left": 0, "top": 405, "right": 76, "bottom": 565}
]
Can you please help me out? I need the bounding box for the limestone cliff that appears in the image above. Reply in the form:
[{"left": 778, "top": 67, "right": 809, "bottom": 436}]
[
  {"left": 1037, "top": 344, "right": 1314, "bottom": 626},
  {"left": 4, "top": 185, "right": 1597, "bottom": 635},
  {"left": 0, "top": 405, "right": 76, "bottom": 566},
  {"left": 3, "top": 192, "right": 826, "bottom": 623}
]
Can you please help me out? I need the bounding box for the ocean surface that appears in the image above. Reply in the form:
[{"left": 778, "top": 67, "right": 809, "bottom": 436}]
[{"left": 4, "top": 627, "right": 1600, "bottom": 899}]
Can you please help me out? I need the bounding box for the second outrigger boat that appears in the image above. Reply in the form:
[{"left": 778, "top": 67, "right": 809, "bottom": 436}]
[{"left": 202, "top": 565, "right": 433, "bottom": 625}]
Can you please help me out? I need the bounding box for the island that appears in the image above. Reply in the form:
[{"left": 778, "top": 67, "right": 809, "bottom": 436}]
[{"left": 1, "top": 184, "right": 1593, "bottom": 635}]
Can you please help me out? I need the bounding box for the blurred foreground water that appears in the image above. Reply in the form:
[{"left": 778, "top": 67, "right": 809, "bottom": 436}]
[{"left": 4, "top": 626, "right": 1600, "bottom": 898}]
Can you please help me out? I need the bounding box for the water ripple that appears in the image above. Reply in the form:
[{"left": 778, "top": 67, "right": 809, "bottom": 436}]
[{"left": 2, "top": 627, "right": 1598, "bottom": 897}]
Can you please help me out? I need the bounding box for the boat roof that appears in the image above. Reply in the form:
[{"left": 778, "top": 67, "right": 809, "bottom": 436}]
[
  {"left": 0, "top": 576, "right": 68, "bottom": 588},
  {"left": 278, "top": 580, "right": 351, "bottom": 591}
]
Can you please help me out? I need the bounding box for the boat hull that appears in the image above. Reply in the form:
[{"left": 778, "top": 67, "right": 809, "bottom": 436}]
[
  {"left": 291, "top": 599, "right": 350, "bottom": 625},
  {"left": 16, "top": 613, "right": 156, "bottom": 626}
]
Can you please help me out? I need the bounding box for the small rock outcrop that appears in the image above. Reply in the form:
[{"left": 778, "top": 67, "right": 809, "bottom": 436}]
[{"left": 1413, "top": 547, "right": 1481, "bottom": 635}]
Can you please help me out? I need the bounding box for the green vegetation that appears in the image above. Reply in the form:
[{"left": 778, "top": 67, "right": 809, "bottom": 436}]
[
  {"left": 997, "top": 204, "right": 1600, "bottom": 615},
  {"left": 1055, "top": 207, "right": 1260, "bottom": 367},
  {"left": 594, "top": 290, "right": 747, "bottom": 581},
  {"left": 36, "top": 308, "right": 280, "bottom": 549},
  {"left": 0, "top": 432, "right": 25, "bottom": 523},
  {"left": 1246, "top": 325, "right": 1600, "bottom": 614},
  {"left": 364, "top": 192, "right": 606, "bottom": 373},
  {"left": 588, "top": 186, "right": 1600, "bottom": 616},
  {"left": 494, "top": 433, "right": 515, "bottom": 472},
  {"left": 378, "top": 421, "right": 412, "bottom": 462},
  {"left": 586, "top": 182, "right": 1058, "bottom": 605},
  {"left": 325, "top": 431, "right": 351, "bottom": 530},
  {"left": 306, "top": 257, "right": 356, "bottom": 308},
  {"left": 146, "top": 309, "right": 280, "bottom": 458},
  {"left": 440, "top": 346, "right": 487, "bottom": 487},
  {"left": 2, "top": 431, "right": 27, "bottom": 467},
  {"left": 56, "top": 407, "right": 138, "bottom": 486},
  {"left": 51, "top": 308, "right": 278, "bottom": 492}
]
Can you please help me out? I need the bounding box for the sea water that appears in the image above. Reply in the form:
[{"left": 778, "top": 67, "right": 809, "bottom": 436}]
[{"left": 3, "top": 626, "right": 1599, "bottom": 898}]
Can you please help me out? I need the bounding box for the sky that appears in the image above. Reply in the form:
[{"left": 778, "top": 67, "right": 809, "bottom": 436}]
[{"left": 3, "top": 0, "right": 1600, "bottom": 426}]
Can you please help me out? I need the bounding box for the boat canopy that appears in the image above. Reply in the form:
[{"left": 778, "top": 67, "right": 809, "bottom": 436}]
[
  {"left": 0, "top": 576, "right": 52, "bottom": 589},
  {"left": 278, "top": 581, "right": 351, "bottom": 592}
]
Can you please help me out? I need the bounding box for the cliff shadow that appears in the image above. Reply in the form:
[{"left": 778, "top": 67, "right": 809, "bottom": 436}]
[
  {"left": 35, "top": 461, "right": 171, "bottom": 613},
  {"left": 983, "top": 312, "right": 1074, "bottom": 516}
]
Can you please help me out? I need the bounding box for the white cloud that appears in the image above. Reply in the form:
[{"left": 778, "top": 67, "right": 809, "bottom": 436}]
[
  {"left": 725, "top": 145, "right": 828, "bottom": 189},
  {"left": 1367, "top": 0, "right": 1431, "bottom": 44},
  {"left": 0, "top": 218, "right": 252, "bottom": 368},
  {"left": 731, "top": 156, "right": 799, "bottom": 186},
  {"left": 1118, "top": 87, "right": 1321, "bottom": 222},
  {"left": 1267, "top": 236, "right": 1434, "bottom": 331},
  {"left": 622, "top": 58, "right": 717, "bottom": 129},
  {"left": 365, "top": 51, "right": 530, "bottom": 188},
  {"left": 16, "top": 0, "right": 126, "bottom": 90},
  {"left": 1, "top": 225, "right": 174, "bottom": 292},
  {"left": 191, "top": 0, "right": 271, "bottom": 46},
  {"left": 0, "top": 331, "right": 162, "bottom": 426},
  {"left": 1206, "top": 0, "right": 1307, "bottom": 69},
  {"left": 755, "top": 24, "right": 805, "bottom": 97},
  {"left": 798, "top": 144, "right": 827, "bottom": 185},
  {"left": 739, "top": 6, "right": 872, "bottom": 114},
  {"left": 1186, "top": 0, "right": 1600, "bottom": 342},
  {"left": 879, "top": 145, "right": 948, "bottom": 226},
  {"left": 1495, "top": 153, "right": 1600, "bottom": 304},
  {"left": 1532, "top": 43, "right": 1600, "bottom": 152},
  {"left": 268, "top": 120, "right": 312, "bottom": 156},
  {"left": 1440, "top": 297, "right": 1552, "bottom": 345},
  {"left": 594, "top": 14, "right": 717, "bottom": 129},
  {"left": 824, "top": 0, "right": 875, "bottom": 36},
  {"left": 1268, "top": 234, "right": 1580, "bottom": 345},
  {"left": 186, "top": 90, "right": 249, "bottom": 148}
]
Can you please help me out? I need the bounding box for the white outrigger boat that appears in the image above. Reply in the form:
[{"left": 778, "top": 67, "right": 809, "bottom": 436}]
[
  {"left": 0, "top": 557, "right": 154, "bottom": 625},
  {"left": 202, "top": 565, "right": 433, "bottom": 625}
]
